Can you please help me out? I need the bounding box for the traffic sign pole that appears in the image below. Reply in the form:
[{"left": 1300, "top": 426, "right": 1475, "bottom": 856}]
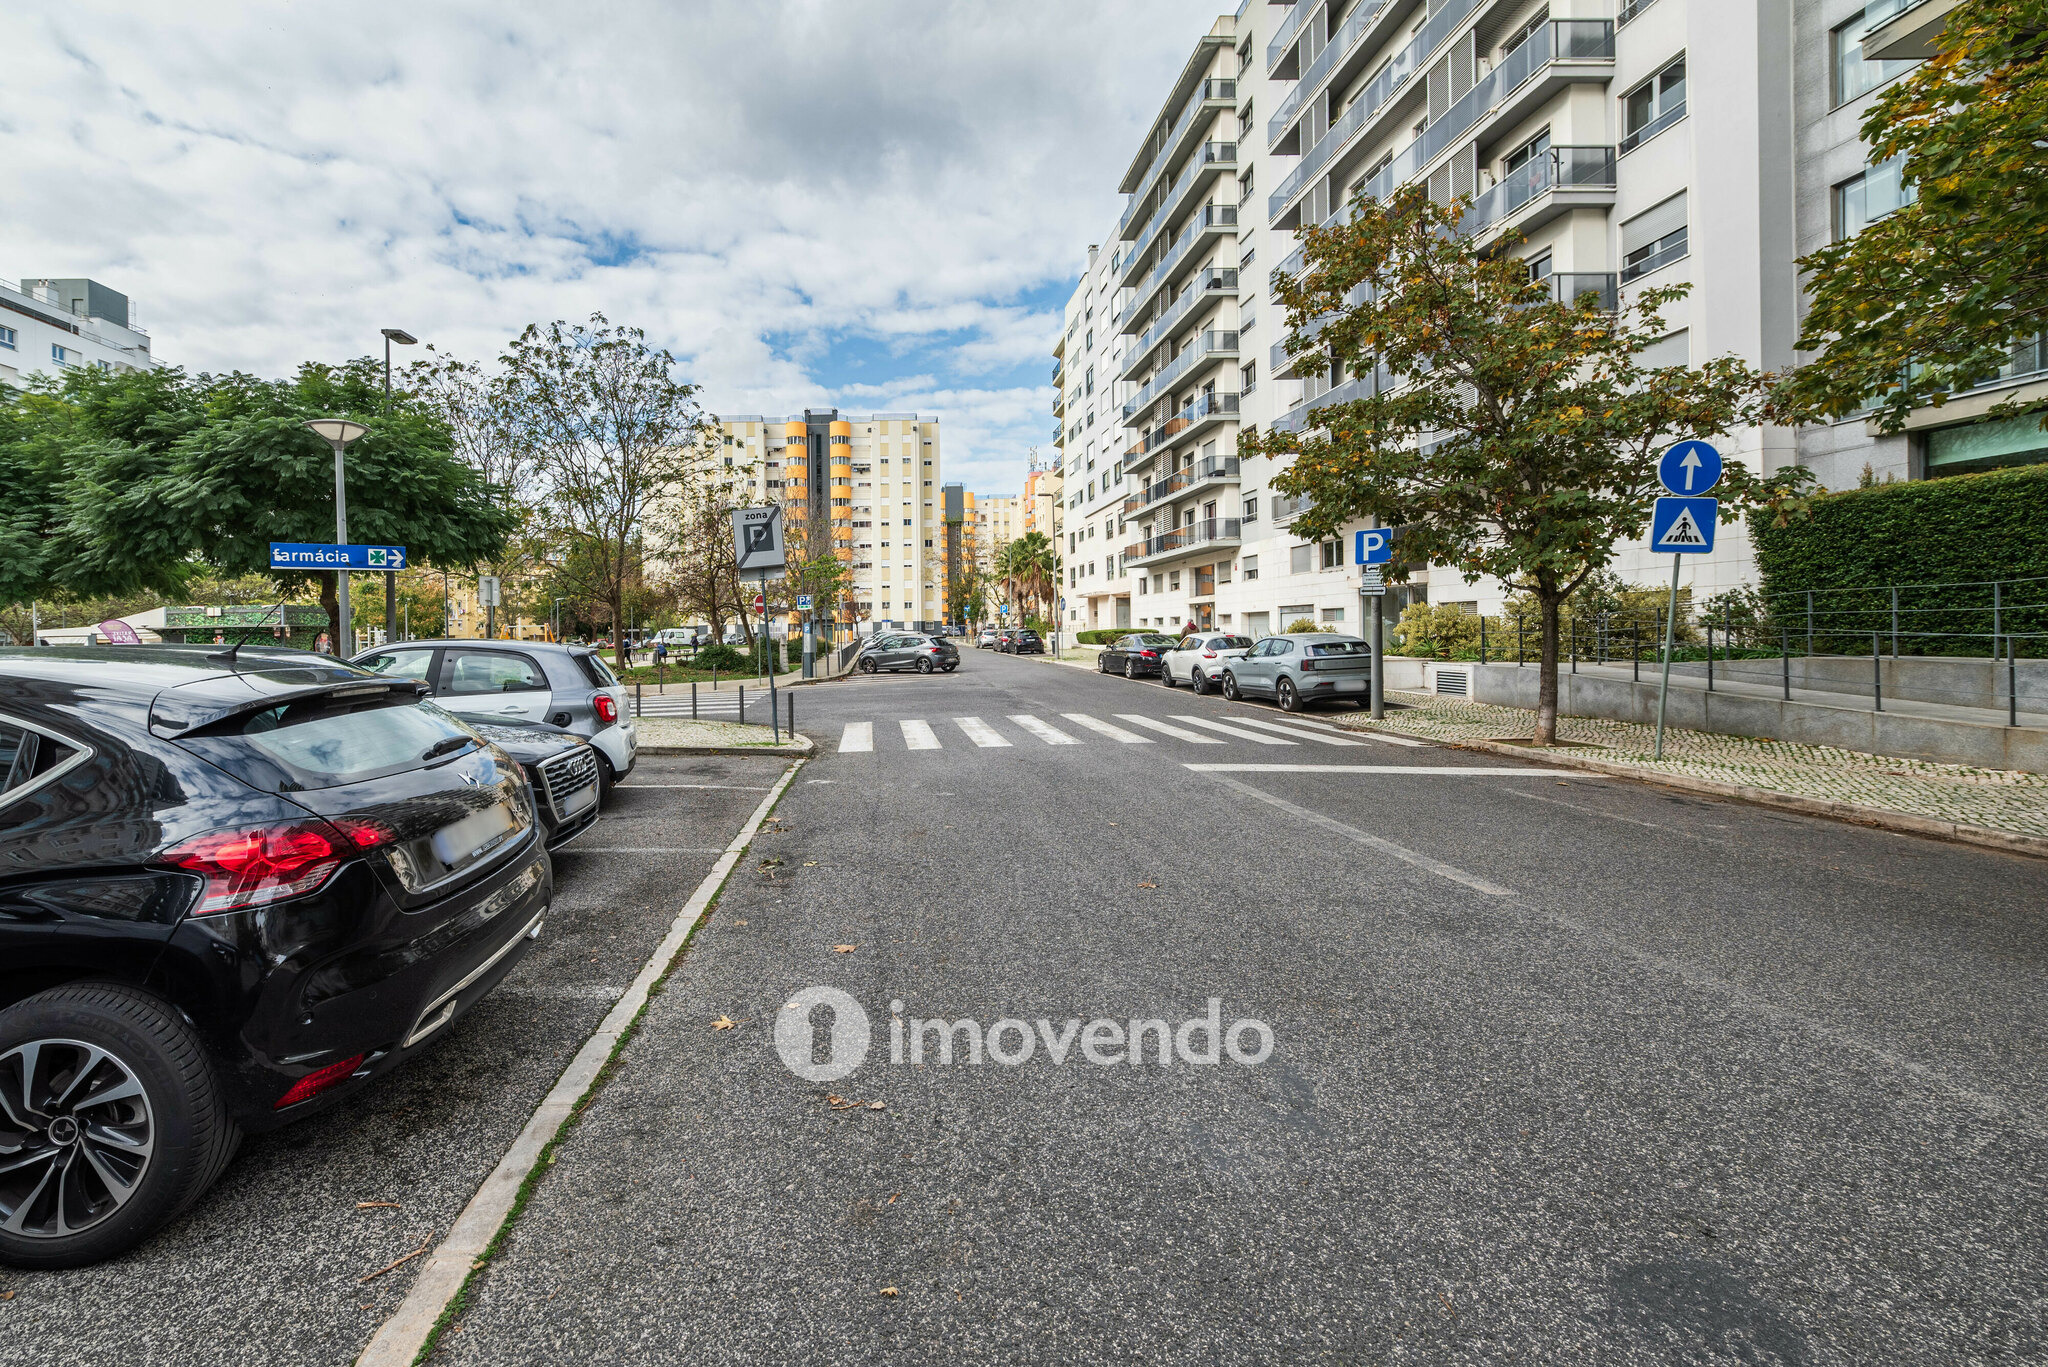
[
  {"left": 764, "top": 594, "right": 779, "bottom": 742},
  {"left": 1654, "top": 554, "right": 1682, "bottom": 760}
]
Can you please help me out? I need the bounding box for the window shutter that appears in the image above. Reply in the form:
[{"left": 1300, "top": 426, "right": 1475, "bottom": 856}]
[{"left": 1622, "top": 192, "right": 1688, "bottom": 255}]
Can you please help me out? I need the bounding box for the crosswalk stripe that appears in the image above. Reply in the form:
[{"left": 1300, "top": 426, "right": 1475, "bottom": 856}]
[
  {"left": 1061, "top": 712, "right": 1153, "bottom": 744},
  {"left": 1222, "top": 716, "right": 1368, "bottom": 746},
  {"left": 900, "top": 720, "right": 942, "bottom": 750},
  {"left": 1171, "top": 715, "right": 1298, "bottom": 745},
  {"left": 954, "top": 717, "right": 1011, "bottom": 748},
  {"left": 1009, "top": 715, "right": 1079, "bottom": 745},
  {"left": 1115, "top": 714, "right": 1225, "bottom": 744},
  {"left": 839, "top": 722, "right": 874, "bottom": 753}
]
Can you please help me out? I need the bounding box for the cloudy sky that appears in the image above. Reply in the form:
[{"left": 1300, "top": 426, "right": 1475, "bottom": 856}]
[{"left": 2, "top": 1, "right": 1224, "bottom": 495}]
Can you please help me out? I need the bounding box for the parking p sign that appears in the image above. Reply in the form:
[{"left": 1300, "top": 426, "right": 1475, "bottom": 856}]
[
  {"left": 1354, "top": 528, "right": 1393, "bottom": 565},
  {"left": 732, "top": 506, "right": 786, "bottom": 579}
]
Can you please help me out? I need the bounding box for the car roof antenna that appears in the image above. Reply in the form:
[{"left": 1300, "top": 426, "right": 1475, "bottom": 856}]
[{"left": 207, "top": 604, "right": 283, "bottom": 665}]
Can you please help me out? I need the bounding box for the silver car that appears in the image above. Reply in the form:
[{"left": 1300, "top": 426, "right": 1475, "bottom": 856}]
[
  {"left": 1160, "top": 632, "right": 1253, "bottom": 694},
  {"left": 1219, "top": 633, "right": 1373, "bottom": 713},
  {"left": 352, "top": 639, "right": 638, "bottom": 801}
]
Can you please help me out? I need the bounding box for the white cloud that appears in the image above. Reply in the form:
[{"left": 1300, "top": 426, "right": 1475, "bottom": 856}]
[{"left": 2, "top": 0, "right": 1224, "bottom": 495}]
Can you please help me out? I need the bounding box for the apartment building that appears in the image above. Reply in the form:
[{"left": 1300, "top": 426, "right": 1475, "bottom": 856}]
[
  {"left": 0, "top": 277, "right": 159, "bottom": 388},
  {"left": 1060, "top": 0, "right": 2041, "bottom": 637},
  {"left": 973, "top": 494, "right": 1021, "bottom": 573},
  {"left": 711, "top": 409, "right": 946, "bottom": 632}
]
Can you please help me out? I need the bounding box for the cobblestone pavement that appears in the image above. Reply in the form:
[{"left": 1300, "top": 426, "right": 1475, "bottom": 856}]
[{"left": 1333, "top": 691, "right": 2048, "bottom": 838}]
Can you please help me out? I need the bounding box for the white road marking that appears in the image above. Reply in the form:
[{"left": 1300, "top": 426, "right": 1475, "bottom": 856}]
[
  {"left": 1115, "top": 714, "right": 1226, "bottom": 744},
  {"left": 1230, "top": 712, "right": 1430, "bottom": 748},
  {"left": 1219, "top": 716, "right": 1368, "bottom": 746},
  {"left": 553, "top": 846, "right": 733, "bottom": 854},
  {"left": 1171, "top": 715, "right": 1298, "bottom": 745},
  {"left": 1192, "top": 770, "right": 1516, "bottom": 896},
  {"left": 1184, "top": 764, "right": 1588, "bottom": 776},
  {"left": 839, "top": 722, "right": 874, "bottom": 753},
  {"left": 1009, "top": 715, "right": 1080, "bottom": 745},
  {"left": 617, "top": 783, "right": 779, "bottom": 791},
  {"left": 1062, "top": 713, "right": 1153, "bottom": 744},
  {"left": 1354, "top": 730, "right": 1429, "bottom": 748},
  {"left": 954, "top": 716, "right": 1012, "bottom": 748},
  {"left": 900, "top": 720, "right": 942, "bottom": 750}
]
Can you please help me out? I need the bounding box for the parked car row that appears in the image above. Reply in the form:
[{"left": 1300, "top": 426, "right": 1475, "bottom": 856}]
[
  {"left": 1095, "top": 631, "right": 1371, "bottom": 712},
  {"left": 0, "top": 641, "right": 643, "bottom": 1267}
]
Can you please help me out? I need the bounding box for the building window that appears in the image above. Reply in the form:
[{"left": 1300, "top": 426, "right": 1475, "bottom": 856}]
[
  {"left": 1501, "top": 7, "right": 1549, "bottom": 57},
  {"left": 1638, "top": 330, "right": 1690, "bottom": 370},
  {"left": 1242, "top": 554, "right": 1260, "bottom": 581},
  {"left": 1835, "top": 156, "right": 1916, "bottom": 239},
  {"left": 1290, "top": 545, "right": 1312, "bottom": 575},
  {"left": 1321, "top": 541, "right": 1340, "bottom": 569},
  {"left": 50, "top": 344, "right": 72, "bottom": 366},
  {"left": 1169, "top": 571, "right": 1181, "bottom": 590},
  {"left": 1526, "top": 252, "right": 1554, "bottom": 282},
  {"left": 1833, "top": 1, "right": 1915, "bottom": 107},
  {"left": 1502, "top": 128, "right": 1551, "bottom": 179},
  {"left": 1620, "top": 193, "right": 1689, "bottom": 283},
  {"left": 1621, "top": 58, "right": 1686, "bottom": 154},
  {"left": 0, "top": 326, "right": 14, "bottom": 350}
]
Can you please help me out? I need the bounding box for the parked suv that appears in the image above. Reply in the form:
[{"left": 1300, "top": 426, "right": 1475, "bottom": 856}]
[
  {"left": 0, "top": 647, "right": 552, "bottom": 1267},
  {"left": 352, "top": 640, "right": 636, "bottom": 803},
  {"left": 999, "top": 629, "right": 1045, "bottom": 655},
  {"left": 1221, "top": 633, "right": 1373, "bottom": 711},
  {"left": 1161, "top": 633, "right": 1253, "bottom": 693},
  {"left": 465, "top": 721, "right": 601, "bottom": 850},
  {"left": 856, "top": 633, "right": 960, "bottom": 674},
  {"left": 976, "top": 627, "right": 1000, "bottom": 649}
]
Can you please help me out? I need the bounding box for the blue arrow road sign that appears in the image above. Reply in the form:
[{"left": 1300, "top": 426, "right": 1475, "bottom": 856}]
[
  {"left": 269, "top": 542, "right": 408, "bottom": 571},
  {"left": 1658, "top": 440, "right": 1723, "bottom": 495},
  {"left": 1354, "top": 528, "right": 1393, "bottom": 565},
  {"left": 1650, "top": 497, "right": 1718, "bottom": 554}
]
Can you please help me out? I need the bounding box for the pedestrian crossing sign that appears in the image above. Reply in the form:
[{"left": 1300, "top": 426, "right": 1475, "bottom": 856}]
[{"left": 1651, "top": 496, "right": 1717, "bottom": 554}]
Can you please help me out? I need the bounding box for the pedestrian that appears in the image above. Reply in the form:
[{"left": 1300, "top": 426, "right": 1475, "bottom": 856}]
[
  {"left": 654, "top": 639, "right": 668, "bottom": 667},
  {"left": 313, "top": 631, "right": 332, "bottom": 655}
]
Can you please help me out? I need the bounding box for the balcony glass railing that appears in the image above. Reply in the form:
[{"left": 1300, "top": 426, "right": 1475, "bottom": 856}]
[
  {"left": 1121, "top": 268, "right": 1237, "bottom": 377},
  {"left": 1125, "top": 454, "right": 1242, "bottom": 514},
  {"left": 1618, "top": 0, "right": 1662, "bottom": 25},
  {"left": 1619, "top": 99, "right": 1687, "bottom": 155},
  {"left": 1544, "top": 272, "right": 1620, "bottom": 311},
  {"left": 1122, "top": 206, "right": 1240, "bottom": 325},
  {"left": 1122, "top": 144, "right": 1240, "bottom": 281},
  {"left": 1127, "top": 517, "right": 1243, "bottom": 563},
  {"left": 1120, "top": 80, "right": 1239, "bottom": 235},
  {"left": 1463, "top": 145, "right": 1617, "bottom": 237},
  {"left": 1266, "top": 0, "right": 1313, "bottom": 74},
  {"left": 1268, "top": 0, "right": 1394, "bottom": 151},
  {"left": 1124, "top": 331, "right": 1241, "bottom": 420},
  {"left": 1272, "top": 15, "right": 1611, "bottom": 225}
]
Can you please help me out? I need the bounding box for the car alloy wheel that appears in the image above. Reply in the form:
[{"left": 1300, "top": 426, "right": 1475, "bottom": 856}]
[
  {"left": 1221, "top": 671, "right": 1240, "bottom": 701},
  {"left": 918, "top": 658, "right": 934, "bottom": 674},
  {"left": 1190, "top": 669, "right": 1207, "bottom": 695},
  {"left": 1125, "top": 660, "right": 1138, "bottom": 679},
  {"left": 0, "top": 1037, "right": 156, "bottom": 1242},
  {"left": 1159, "top": 664, "right": 1177, "bottom": 687},
  {"left": 860, "top": 658, "right": 878, "bottom": 674},
  {"left": 1278, "top": 678, "right": 1301, "bottom": 712}
]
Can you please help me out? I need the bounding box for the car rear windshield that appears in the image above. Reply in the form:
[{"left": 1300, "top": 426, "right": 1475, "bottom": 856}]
[
  {"left": 188, "top": 695, "right": 479, "bottom": 791},
  {"left": 1216, "top": 636, "right": 1252, "bottom": 648},
  {"left": 1137, "top": 634, "right": 1179, "bottom": 646},
  {"left": 1310, "top": 641, "right": 1369, "bottom": 656},
  {"left": 573, "top": 653, "right": 618, "bottom": 688}
]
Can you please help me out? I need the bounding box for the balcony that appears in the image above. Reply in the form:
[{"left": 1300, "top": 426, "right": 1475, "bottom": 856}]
[
  {"left": 1265, "top": 0, "right": 1313, "bottom": 77},
  {"left": 1121, "top": 205, "right": 1240, "bottom": 329},
  {"left": 1123, "top": 329, "right": 1240, "bottom": 421},
  {"left": 1267, "top": 0, "right": 1401, "bottom": 154},
  {"left": 1119, "top": 82, "right": 1240, "bottom": 239},
  {"left": 1124, "top": 454, "right": 1241, "bottom": 516},
  {"left": 1864, "top": 0, "right": 1960, "bottom": 60},
  {"left": 1544, "top": 272, "right": 1620, "bottom": 311},
  {"left": 1120, "top": 268, "right": 1237, "bottom": 380},
  {"left": 1271, "top": 18, "right": 1614, "bottom": 231},
  {"left": 1272, "top": 360, "right": 1392, "bottom": 435},
  {"left": 1119, "top": 145, "right": 1239, "bottom": 289},
  {"left": 1126, "top": 517, "right": 1243, "bottom": 566},
  {"left": 1464, "top": 145, "right": 1617, "bottom": 243},
  {"left": 1125, "top": 392, "right": 1242, "bottom": 468}
]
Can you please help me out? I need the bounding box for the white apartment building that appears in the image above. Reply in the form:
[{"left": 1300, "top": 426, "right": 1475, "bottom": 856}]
[
  {"left": 1055, "top": 0, "right": 2045, "bottom": 637},
  {"left": 0, "top": 277, "right": 159, "bottom": 388}
]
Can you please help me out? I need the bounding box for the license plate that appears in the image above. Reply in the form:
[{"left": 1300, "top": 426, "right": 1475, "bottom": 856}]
[
  {"left": 432, "top": 803, "right": 518, "bottom": 866},
  {"left": 558, "top": 782, "right": 596, "bottom": 817}
]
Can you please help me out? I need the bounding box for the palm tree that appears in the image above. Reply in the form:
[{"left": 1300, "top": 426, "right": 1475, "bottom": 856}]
[{"left": 1006, "top": 531, "right": 1056, "bottom": 623}]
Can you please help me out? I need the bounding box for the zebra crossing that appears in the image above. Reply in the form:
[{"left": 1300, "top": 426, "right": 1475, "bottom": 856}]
[{"left": 834, "top": 711, "right": 1421, "bottom": 754}]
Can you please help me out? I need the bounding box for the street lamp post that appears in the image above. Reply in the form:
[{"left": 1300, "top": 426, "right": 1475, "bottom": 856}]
[
  {"left": 303, "top": 418, "right": 370, "bottom": 654},
  {"left": 379, "top": 329, "right": 418, "bottom": 647}
]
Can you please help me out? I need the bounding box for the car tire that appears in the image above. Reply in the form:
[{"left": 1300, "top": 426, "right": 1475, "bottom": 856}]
[
  {"left": 859, "top": 658, "right": 878, "bottom": 674},
  {"left": 1221, "top": 671, "right": 1241, "bottom": 701},
  {"left": 1160, "top": 664, "right": 1178, "bottom": 687},
  {"left": 1125, "top": 660, "right": 1138, "bottom": 679},
  {"left": 944, "top": 665, "right": 957, "bottom": 673},
  {"left": 1277, "top": 678, "right": 1301, "bottom": 713},
  {"left": 597, "top": 759, "right": 617, "bottom": 808},
  {"left": 0, "top": 982, "right": 241, "bottom": 1270},
  {"left": 918, "top": 658, "right": 933, "bottom": 674},
  {"left": 1190, "top": 669, "right": 1207, "bottom": 696}
]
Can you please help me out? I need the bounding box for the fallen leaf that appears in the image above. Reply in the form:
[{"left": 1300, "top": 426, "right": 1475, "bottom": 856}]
[
  {"left": 732, "top": 919, "right": 748, "bottom": 926},
  {"left": 712, "top": 1015, "right": 737, "bottom": 1030},
  {"left": 356, "top": 1201, "right": 401, "bottom": 1210},
  {"left": 803, "top": 861, "right": 818, "bottom": 867},
  {"left": 357, "top": 1233, "right": 433, "bottom": 1283},
  {"left": 834, "top": 944, "right": 857, "bottom": 953},
  {"left": 879, "top": 1287, "right": 900, "bottom": 1298},
  {"left": 1137, "top": 882, "right": 1157, "bottom": 889},
  {"left": 868, "top": 1101, "right": 885, "bottom": 1110},
  {"left": 887, "top": 1193, "right": 899, "bottom": 1204},
  {"left": 1107, "top": 822, "right": 1118, "bottom": 826},
  {"left": 0, "top": 1291, "right": 13, "bottom": 1301}
]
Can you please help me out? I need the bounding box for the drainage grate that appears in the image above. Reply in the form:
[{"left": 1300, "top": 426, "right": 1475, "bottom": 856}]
[{"left": 1435, "top": 668, "right": 1469, "bottom": 696}]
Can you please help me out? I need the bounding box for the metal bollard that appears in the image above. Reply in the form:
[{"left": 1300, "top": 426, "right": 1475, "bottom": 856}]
[
  {"left": 787, "top": 691, "right": 795, "bottom": 737},
  {"left": 1633, "top": 624, "right": 1640, "bottom": 683},
  {"left": 1706, "top": 621, "right": 1715, "bottom": 692},
  {"left": 692, "top": 678, "right": 698, "bottom": 720},
  {"left": 1872, "top": 633, "right": 1883, "bottom": 711},
  {"left": 739, "top": 683, "right": 745, "bottom": 725},
  {"left": 2008, "top": 634, "right": 2019, "bottom": 728},
  {"left": 1781, "top": 624, "right": 1791, "bottom": 701},
  {"left": 635, "top": 682, "right": 642, "bottom": 717},
  {"left": 1479, "top": 615, "right": 1487, "bottom": 666}
]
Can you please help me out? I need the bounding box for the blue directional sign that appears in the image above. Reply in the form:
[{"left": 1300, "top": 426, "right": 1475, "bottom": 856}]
[
  {"left": 269, "top": 542, "right": 408, "bottom": 571},
  {"left": 1354, "top": 528, "right": 1394, "bottom": 565},
  {"left": 1658, "top": 440, "right": 1723, "bottom": 495},
  {"left": 1650, "top": 497, "right": 1718, "bottom": 554}
]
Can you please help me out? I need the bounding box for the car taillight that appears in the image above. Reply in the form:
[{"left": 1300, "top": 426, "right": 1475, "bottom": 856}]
[
  {"left": 1202, "top": 651, "right": 1217, "bottom": 658},
  {"left": 166, "top": 822, "right": 346, "bottom": 916},
  {"left": 1140, "top": 650, "right": 1157, "bottom": 658},
  {"left": 594, "top": 693, "right": 619, "bottom": 723},
  {"left": 274, "top": 1053, "right": 366, "bottom": 1110},
  {"left": 1299, "top": 658, "right": 1317, "bottom": 671},
  {"left": 331, "top": 818, "right": 397, "bottom": 850}
]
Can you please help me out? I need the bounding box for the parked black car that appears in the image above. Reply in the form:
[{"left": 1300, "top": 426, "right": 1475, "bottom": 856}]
[
  {"left": 0, "top": 647, "right": 553, "bottom": 1268},
  {"left": 465, "top": 720, "right": 601, "bottom": 849},
  {"left": 1096, "top": 633, "right": 1180, "bottom": 677},
  {"left": 999, "top": 629, "right": 1045, "bottom": 655}
]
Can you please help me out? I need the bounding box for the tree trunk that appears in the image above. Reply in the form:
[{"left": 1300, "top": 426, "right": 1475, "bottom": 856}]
[
  {"left": 1534, "top": 592, "right": 1561, "bottom": 746},
  {"left": 320, "top": 575, "right": 341, "bottom": 652},
  {"left": 611, "top": 589, "right": 626, "bottom": 670}
]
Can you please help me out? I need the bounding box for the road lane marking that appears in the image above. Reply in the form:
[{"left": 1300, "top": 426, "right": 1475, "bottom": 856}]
[
  {"left": 1009, "top": 715, "right": 1080, "bottom": 745},
  {"left": 1220, "top": 716, "right": 1369, "bottom": 746},
  {"left": 1192, "top": 770, "right": 1515, "bottom": 896},
  {"left": 1062, "top": 713, "right": 1153, "bottom": 744},
  {"left": 1115, "top": 714, "right": 1226, "bottom": 744},
  {"left": 901, "top": 720, "right": 942, "bottom": 750},
  {"left": 839, "top": 722, "right": 874, "bottom": 753},
  {"left": 955, "top": 716, "right": 1012, "bottom": 748},
  {"left": 1227, "top": 712, "right": 1431, "bottom": 748},
  {"left": 1171, "top": 715, "right": 1299, "bottom": 745},
  {"left": 1185, "top": 764, "right": 1586, "bottom": 776}
]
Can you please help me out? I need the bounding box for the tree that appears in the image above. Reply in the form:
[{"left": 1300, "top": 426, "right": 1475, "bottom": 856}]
[
  {"left": 1781, "top": 1, "right": 2048, "bottom": 430},
  {"left": 998, "top": 531, "right": 1057, "bottom": 622},
  {"left": 1243, "top": 186, "right": 1808, "bottom": 745},
  {"left": 658, "top": 437, "right": 761, "bottom": 642},
  {"left": 494, "top": 315, "right": 709, "bottom": 668}
]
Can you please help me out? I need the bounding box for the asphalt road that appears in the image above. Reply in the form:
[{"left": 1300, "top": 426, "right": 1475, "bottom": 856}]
[
  {"left": 414, "top": 650, "right": 2048, "bottom": 1365},
  {"left": 1, "top": 756, "right": 781, "bottom": 1367}
]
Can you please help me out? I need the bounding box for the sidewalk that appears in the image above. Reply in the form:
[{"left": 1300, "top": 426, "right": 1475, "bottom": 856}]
[
  {"left": 1333, "top": 690, "right": 2048, "bottom": 851},
  {"left": 630, "top": 715, "right": 811, "bottom": 756}
]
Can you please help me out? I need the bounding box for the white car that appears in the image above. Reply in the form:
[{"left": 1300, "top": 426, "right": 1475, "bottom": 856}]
[{"left": 1161, "top": 632, "right": 1254, "bottom": 694}]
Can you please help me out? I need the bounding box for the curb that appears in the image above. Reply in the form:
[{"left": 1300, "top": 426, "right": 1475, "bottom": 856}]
[
  {"left": 636, "top": 739, "right": 812, "bottom": 758},
  {"left": 1424, "top": 733, "right": 2048, "bottom": 859}
]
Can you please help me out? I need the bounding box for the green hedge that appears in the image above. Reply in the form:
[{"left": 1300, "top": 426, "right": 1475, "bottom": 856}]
[
  {"left": 1076, "top": 628, "right": 1139, "bottom": 645},
  {"left": 1748, "top": 463, "right": 2048, "bottom": 652}
]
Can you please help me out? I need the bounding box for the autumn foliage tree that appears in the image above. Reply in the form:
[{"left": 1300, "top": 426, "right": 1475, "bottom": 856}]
[{"left": 1244, "top": 186, "right": 1809, "bottom": 744}]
